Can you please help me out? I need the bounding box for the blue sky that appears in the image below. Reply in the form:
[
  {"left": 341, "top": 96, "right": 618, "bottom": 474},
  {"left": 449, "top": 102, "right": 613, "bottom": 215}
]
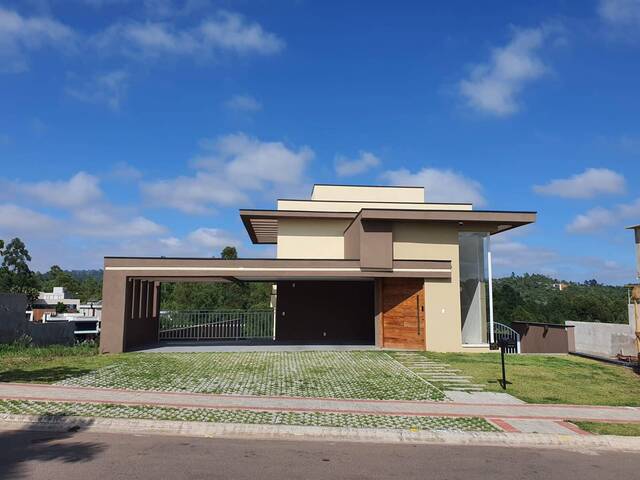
[{"left": 0, "top": 0, "right": 639, "bottom": 284}]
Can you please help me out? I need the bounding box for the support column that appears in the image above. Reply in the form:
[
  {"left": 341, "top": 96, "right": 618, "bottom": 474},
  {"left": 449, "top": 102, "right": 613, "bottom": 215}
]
[
  {"left": 132, "top": 279, "right": 141, "bottom": 320},
  {"left": 99, "top": 271, "right": 130, "bottom": 354},
  {"left": 140, "top": 280, "right": 148, "bottom": 321}
]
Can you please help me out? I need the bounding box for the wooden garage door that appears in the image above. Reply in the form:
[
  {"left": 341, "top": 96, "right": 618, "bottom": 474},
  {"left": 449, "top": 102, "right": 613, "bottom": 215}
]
[{"left": 382, "top": 278, "right": 425, "bottom": 350}]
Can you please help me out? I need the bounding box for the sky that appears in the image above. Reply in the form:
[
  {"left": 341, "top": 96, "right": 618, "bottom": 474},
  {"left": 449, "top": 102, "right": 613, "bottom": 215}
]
[{"left": 0, "top": 0, "right": 639, "bottom": 284}]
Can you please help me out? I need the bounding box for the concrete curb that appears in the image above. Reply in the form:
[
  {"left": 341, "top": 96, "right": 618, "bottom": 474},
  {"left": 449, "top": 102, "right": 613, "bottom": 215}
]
[{"left": 1, "top": 414, "right": 639, "bottom": 452}]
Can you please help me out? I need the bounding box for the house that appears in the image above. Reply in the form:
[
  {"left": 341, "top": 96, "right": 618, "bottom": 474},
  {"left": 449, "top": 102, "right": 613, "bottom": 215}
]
[
  {"left": 100, "top": 184, "right": 536, "bottom": 353},
  {"left": 31, "top": 287, "right": 81, "bottom": 322}
]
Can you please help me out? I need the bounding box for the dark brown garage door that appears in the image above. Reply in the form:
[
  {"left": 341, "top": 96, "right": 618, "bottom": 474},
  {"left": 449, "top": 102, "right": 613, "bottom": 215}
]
[{"left": 275, "top": 281, "right": 375, "bottom": 344}]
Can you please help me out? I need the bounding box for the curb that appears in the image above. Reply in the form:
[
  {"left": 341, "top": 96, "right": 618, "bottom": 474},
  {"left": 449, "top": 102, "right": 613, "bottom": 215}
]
[{"left": 1, "top": 414, "right": 639, "bottom": 452}]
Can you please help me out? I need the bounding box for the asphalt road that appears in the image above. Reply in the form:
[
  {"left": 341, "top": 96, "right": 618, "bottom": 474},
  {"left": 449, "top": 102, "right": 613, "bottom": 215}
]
[{"left": 1, "top": 426, "right": 639, "bottom": 479}]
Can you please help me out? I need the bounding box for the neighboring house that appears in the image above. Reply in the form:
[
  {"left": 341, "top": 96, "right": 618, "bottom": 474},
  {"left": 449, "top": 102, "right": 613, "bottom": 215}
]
[
  {"left": 100, "top": 184, "right": 536, "bottom": 353},
  {"left": 552, "top": 282, "right": 569, "bottom": 291},
  {"left": 31, "top": 287, "right": 80, "bottom": 322}
]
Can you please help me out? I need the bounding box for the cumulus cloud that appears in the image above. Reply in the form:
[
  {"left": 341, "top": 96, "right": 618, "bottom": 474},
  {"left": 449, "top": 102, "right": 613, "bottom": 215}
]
[
  {"left": 21, "top": 172, "right": 103, "bottom": 209},
  {"left": 567, "top": 198, "right": 640, "bottom": 233},
  {"left": 598, "top": 0, "right": 640, "bottom": 27},
  {"left": 109, "top": 162, "right": 143, "bottom": 181},
  {"left": 143, "top": 133, "right": 313, "bottom": 214},
  {"left": 66, "top": 70, "right": 129, "bottom": 110},
  {"left": 334, "top": 151, "right": 381, "bottom": 177},
  {"left": 459, "top": 24, "right": 561, "bottom": 116},
  {"left": 381, "top": 167, "right": 485, "bottom": 206},
  {"left": 92, "top": 11, "right": 284, "bottom": 60},
  {"left": 150, "top": 227, "right": 239, "bottom": 256},
  {"left": 0, "top": 7, "right": 76, "bottom": 73},
  {"left": 533, "top": 168, "right": 626, "bottom": 199},
  {"left": 225, "top": 94, "right": 262, "bottom": 112}
]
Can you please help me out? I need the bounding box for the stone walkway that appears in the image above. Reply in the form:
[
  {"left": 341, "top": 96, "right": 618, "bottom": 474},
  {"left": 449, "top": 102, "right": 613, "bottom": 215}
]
[
  {"left": 1, "top": 383, "right": 639, "bottom": 435},
  {"left": 389, "top": 352, "right": 486, "bottom": 393}
]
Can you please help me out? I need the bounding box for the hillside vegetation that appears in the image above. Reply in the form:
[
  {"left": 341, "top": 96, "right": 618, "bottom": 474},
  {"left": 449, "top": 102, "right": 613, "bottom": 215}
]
[{"left": 493, "top": 274, "right": 629, "bottom": 325}]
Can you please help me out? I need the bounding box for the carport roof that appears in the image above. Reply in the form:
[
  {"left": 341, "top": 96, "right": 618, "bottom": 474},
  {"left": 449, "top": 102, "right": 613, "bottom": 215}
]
[
  {"left": 103, "top": 257, "right": 452, "bottom": 281},
  {"left": 240, "top": 208, "right": 537, "bottom": 244}
]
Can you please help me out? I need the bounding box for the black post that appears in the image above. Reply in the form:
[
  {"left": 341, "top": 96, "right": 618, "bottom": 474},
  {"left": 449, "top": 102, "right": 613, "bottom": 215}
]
[{"left": 500, "top": 344, "right": 507, "bottom": 389}]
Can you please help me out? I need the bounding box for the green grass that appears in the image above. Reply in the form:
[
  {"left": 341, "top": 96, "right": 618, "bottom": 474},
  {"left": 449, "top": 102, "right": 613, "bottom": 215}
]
[
  {"left": 421, "top": 352, "right": 640, "bottom": 406},
  {"left": 571, "top": 421, "right": 640, "bottom": 436},
  {"left": 0, "top": 343, "right": 124, "bottom": 384},
  {"left": 0, "top": 399, "right": 497, "bottom": 432}
]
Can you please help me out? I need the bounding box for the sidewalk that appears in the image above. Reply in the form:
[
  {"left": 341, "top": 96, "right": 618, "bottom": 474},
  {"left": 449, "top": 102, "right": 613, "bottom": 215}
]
[{"left": 1, "top": 382, "right": 639, "bottom": 434}]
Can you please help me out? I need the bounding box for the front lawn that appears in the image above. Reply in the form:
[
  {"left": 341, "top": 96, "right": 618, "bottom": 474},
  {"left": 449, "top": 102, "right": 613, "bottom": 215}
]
[
  {"left": 422, "top": 352, "right": 640, "bottom": 406},
  {"left": 0, "top": 343, "right": 123, "bottom": 384},
  {"left": 571, "top": 421, "right": 640, "bottom": 437}
]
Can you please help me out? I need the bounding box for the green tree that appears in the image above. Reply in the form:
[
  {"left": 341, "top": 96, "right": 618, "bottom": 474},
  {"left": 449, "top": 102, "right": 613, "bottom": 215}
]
[
  {"left": 220, "top": 246, "right": 238, "bottom": 260},
  {"left": 55, "top": 301, "right": 68, "bottom": 314},
  {"left": 0, "top": 237, "right": 38, "bottom": 291}
]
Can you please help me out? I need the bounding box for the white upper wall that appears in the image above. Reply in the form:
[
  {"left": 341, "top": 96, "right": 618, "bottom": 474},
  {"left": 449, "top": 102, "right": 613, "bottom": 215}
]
[
  {"left": 278, "top": 199, "right": 472, "bottom": 212},
  {"left": 280, "top": 184, "right": 472, "bottom": 212},
  {"left": 311, "top": 185, "right": 425, "bottom": 203}
]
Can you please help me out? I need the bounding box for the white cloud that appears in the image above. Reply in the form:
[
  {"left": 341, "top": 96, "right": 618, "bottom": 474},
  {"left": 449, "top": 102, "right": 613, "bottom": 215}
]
[
  {"left": 567, "top": 197, "right": 640, "bottom": 233},
  {"left": 533, "top": 168, "right": 626, "bottom": 199},
  {"left": 74, "top": 212, "right": 166, "bottom": 238},
  {"left": 335, "top": 151, "right": 381, "bottom": 177},
  {"left": 598, "top": 0, "right": 640, "bottom": 27},
  {"left": 186, "top": 227, "right": 237, "bottom": 249},
  {"left": 144, "top": 227, "right": 239, "bottom": 256},
  {"left": 142, "top": 172, "right": 249, "bottom": 214},
  {"left": 143, "top": 133, "right": 313, "bottom": 214},
  {"left": 109, "top": 162, "right": 143, "bottom": 181},
  {"left": 225, "top": 94, "right": 262, "bottom": 112},
  {"left": 22, "top": 172, "right": 103, "bottom": 209},
  {"left": 459, "top": 24, "right": 559, "bottom": 116},
  {"left": 381, "top": 167, "right": 485, "bottom": 206},
  {"left": 0, "top": 204, "right": 58, "bottom": 232},
  {"left": 0, "top": 7, "right": 76, "bottom": 73},
  {"left": 93, "top": 11, "right": 284, "bottom": 61},
  {"left": 66, "top": 70, "right": 129, "bottom": 110}
]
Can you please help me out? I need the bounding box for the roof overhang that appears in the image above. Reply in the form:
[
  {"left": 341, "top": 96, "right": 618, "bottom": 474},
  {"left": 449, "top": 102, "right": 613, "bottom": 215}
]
[
  {"left": 104, "top": 257, "right": 452, "bottom": 280},
  {"left": 240, "top": 208, "right": 536, "bottom": 244},
  {"left": 240, "top": 209, "right": 356, "bottom": 244}
]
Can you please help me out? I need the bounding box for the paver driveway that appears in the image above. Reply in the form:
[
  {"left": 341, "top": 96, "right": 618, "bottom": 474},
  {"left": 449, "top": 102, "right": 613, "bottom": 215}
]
[{"left": 56, "top": 351, "right": 446, "bottom": 401}]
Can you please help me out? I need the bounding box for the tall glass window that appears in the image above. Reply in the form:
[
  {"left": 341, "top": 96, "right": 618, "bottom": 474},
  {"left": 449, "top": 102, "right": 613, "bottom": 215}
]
[{"left": 459, "top": 232, "right": 490, "bottom": 345}]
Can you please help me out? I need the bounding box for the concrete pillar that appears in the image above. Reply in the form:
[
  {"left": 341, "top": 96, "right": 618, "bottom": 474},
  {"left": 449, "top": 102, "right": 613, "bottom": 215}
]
[
  {"left": 99, "top": 272, "right": 130, "bottom": 354},
  {"left": 152, "top": 282, "right": 161, "bottom": 318}
]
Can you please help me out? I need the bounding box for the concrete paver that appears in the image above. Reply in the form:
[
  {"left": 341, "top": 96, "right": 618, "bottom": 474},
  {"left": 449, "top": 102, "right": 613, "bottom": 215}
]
[{"left": 1, "top": 383, "right": 639, "bottom": 426}]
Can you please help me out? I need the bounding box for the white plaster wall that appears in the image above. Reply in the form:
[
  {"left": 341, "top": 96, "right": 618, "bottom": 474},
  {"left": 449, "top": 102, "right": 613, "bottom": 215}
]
[
  {"left": 566, "top": 316, "right": 637, "bottom": 357},
  {"left": 276, "top": 218, "right": 351, "bottom": 259}
]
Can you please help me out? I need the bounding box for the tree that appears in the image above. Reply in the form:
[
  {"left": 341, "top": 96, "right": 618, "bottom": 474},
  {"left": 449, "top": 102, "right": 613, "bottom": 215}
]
[
  {"left": 220, "top": 246, "right": 238, "bottom": 260},
  {"left": 0, "top": 237, "right": 37, "bottom": 290},
  {"left": 55, "top": 301, "right": 68, "bottom": 314}
]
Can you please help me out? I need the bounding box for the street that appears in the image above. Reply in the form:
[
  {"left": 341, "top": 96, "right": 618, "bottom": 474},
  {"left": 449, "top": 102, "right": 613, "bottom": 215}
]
[{"left": 0, "top": 425, "right": 638, "bottom": 479}]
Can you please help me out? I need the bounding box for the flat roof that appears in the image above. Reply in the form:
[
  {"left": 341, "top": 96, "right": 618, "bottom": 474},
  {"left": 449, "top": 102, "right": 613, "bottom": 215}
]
[{"left": 240, "top": 208, "right": 537, "bottom": 244}]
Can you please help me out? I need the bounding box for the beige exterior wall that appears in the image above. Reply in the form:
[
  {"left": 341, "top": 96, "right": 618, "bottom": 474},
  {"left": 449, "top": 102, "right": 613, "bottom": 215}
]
[
  {"left": 276, "top": 218, "right": 351, "bottom": 259},
  {"left": 277, "top": 199, "right": 472, "bottom": 212},
  {"left": 311, "top": 185, "right": 424, "bottom": 203},
  {"left": 393, "top": 222, "right": 464, "bottom": 352}
]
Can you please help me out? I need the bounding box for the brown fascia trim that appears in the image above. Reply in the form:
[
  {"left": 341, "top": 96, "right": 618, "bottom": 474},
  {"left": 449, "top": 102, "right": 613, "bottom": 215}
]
[
  {"left": 103, "top": 257, "right": 451, "bottom": 280},
  {"left": 342, "top": 208, "right": 537, "bottom": 234}
]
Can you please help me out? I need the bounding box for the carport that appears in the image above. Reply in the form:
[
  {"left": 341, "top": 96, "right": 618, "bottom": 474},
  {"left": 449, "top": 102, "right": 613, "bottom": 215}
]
[{"left": 100, "top": 257, "right": 451, "bottom": 353}]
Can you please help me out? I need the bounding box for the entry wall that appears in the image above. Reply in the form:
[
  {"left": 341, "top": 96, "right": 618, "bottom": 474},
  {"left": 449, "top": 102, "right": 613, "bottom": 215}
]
[{"left": 392, "top": 223, "right": 463, "bottom": 352}]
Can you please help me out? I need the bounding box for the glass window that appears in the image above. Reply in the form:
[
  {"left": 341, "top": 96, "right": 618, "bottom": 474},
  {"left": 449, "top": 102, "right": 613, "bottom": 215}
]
[{"left": 459, "top": 232, "right": 490, "bottom": 344}]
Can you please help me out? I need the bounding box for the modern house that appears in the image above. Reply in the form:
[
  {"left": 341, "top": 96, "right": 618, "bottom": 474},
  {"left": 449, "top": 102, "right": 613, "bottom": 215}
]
[
  {"left": 31, "top": 287, "right": 81, "bottom": 322},
  {"left": 100, "top": 184, "right": 536, "bottom": 353}
]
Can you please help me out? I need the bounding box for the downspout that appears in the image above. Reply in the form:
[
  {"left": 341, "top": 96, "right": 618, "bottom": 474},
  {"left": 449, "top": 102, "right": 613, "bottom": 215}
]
[{"left": 488, "top": 238, "right": 495, "bottom": 345}]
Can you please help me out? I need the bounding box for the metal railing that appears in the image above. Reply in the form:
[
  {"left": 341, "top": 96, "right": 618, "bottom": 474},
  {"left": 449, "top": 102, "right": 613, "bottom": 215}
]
[
  {"left": 494, "top": 322, "right": 521, "bottom": 353},
  {"left": 159, "top": 310, "right": 275, "bottom": 341}
]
